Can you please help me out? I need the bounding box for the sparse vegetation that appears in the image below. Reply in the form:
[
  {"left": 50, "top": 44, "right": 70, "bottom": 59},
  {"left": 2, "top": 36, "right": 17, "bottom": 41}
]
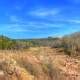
[
  {"left": 61, "top": 32, "right": 80, "bottom": 56},
  {"left": 1, "top": 32, "right": 80, "bottom": 57},
  {"left": 0, "top": 32, "right": 80, "bottom": 80},
  {"left": 0, "top": 47, "right": 80, "bottom": 80}
]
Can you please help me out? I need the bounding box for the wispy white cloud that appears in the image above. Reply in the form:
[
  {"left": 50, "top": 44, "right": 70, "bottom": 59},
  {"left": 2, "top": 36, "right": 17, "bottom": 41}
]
[
  {"left": 29, "top": 8, "right": 60, "bottom": 17},
  {"left": 0, "top": 24, "right": 33, "bottom": 32},
  {"left": 28, "top": 22, "right": 64, "bottom": 29},
  {"left": 17, "top": 21, "right": 64, "bottom": 29},
  {"left": 0, "top": 20, "right": 64, "bottom": 33},
  {"left": 68, "top": 20, "right": 80, "bottom": 24}
]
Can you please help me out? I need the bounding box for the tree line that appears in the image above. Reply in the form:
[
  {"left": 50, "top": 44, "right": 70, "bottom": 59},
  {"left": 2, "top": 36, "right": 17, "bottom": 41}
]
[{"left": 1, "top": 32, "right": 80, "bottom": 57}]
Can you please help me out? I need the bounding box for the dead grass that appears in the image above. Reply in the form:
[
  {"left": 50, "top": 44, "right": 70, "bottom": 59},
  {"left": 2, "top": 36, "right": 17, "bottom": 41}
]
[{"left": 0, "top": 47, "right": 80, "bottom": 80}]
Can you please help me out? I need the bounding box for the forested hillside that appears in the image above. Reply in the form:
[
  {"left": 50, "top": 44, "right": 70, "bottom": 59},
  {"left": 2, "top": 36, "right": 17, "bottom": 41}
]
[{"left": 0, "top": 35, "right": 59, "bottom": 50}]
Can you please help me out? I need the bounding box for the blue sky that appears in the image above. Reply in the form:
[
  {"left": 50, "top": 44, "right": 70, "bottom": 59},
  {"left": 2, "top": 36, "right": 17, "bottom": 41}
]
[{"left": 0, "top": 0, "right": 80, "bottom": 39}]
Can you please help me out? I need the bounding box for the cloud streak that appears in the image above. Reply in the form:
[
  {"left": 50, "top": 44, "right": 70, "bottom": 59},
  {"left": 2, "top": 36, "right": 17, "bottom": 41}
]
[
  {"left": 68, "top": 20, "right": 80, "bottom": 24},
  {"left": 28, "top": 8, "right": 60, "bottom": 17}
]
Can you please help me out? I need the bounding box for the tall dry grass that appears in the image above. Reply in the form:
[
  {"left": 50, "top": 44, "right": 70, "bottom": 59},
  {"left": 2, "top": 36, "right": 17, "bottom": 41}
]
[{"left": 0, "top": 47, "right": 80, "bottom": 80}]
